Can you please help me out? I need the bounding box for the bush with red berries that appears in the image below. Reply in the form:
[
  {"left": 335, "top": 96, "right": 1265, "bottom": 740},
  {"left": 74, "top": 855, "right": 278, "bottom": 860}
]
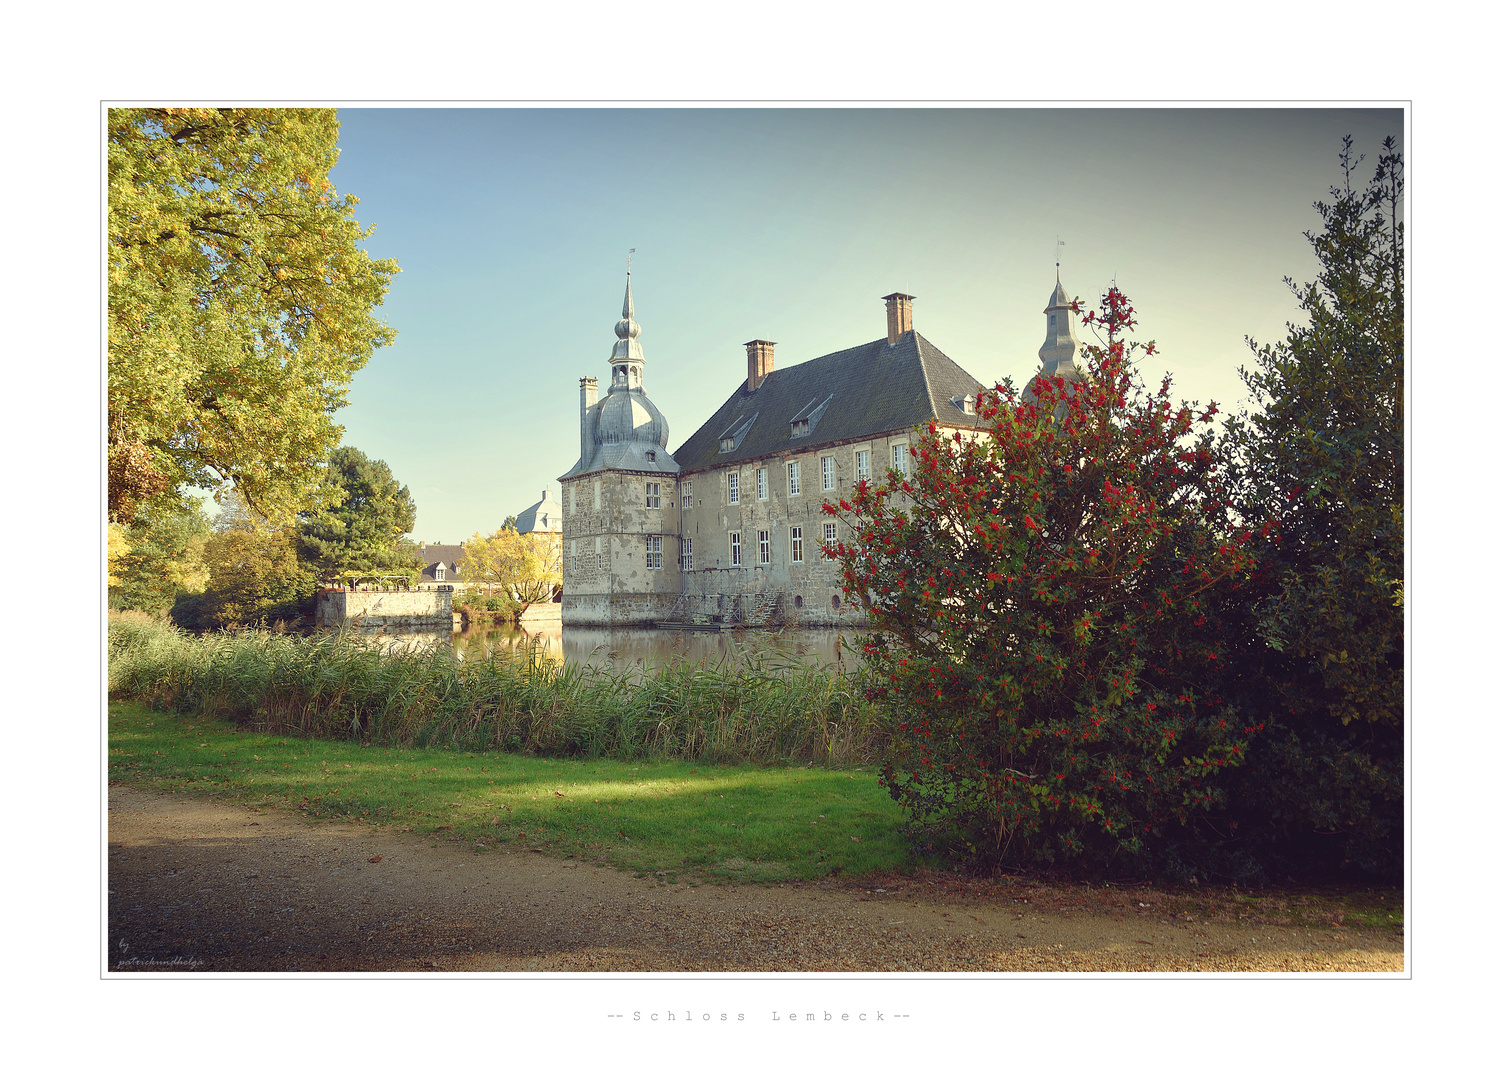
[{"left": 825, "top": 289, "right": 1256, "bottom": 873}]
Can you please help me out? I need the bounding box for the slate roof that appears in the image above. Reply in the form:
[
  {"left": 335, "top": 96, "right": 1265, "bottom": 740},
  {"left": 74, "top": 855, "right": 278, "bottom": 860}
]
[
  {"left": 416, "top": 543, "right": 467, "bottom": 583},
  {"left": 514, "top": 490, "right": 563, "bottom": 533},
  {"left": 672, "top": 330, "right": 989, "bottom": 473}
]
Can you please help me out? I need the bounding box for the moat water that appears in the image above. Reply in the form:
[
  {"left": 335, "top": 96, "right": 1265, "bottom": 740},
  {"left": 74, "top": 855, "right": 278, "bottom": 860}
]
[{"left": 346, "top": 623, "right": 860, "bottom": 674}]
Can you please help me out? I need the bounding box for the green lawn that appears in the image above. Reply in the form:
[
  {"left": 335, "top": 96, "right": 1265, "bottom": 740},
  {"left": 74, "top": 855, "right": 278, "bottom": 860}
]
[{"left": 108, "top": 700, "right": 914, "bottom": 884}]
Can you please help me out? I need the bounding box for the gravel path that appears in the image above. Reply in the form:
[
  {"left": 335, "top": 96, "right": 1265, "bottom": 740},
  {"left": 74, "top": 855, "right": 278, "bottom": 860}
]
[{"left": 108, "top": 785, "right": 1403, "bottom": 973}]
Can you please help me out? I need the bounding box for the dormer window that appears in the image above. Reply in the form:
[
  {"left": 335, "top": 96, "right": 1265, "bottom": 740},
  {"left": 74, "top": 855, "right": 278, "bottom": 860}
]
[
  {"left": 646, "top": 451, "right": 656, "bottom": 463},
  {"left": 718, "top": 412, "right": 757, "bottom": 454},
  {"left": 435, "top": 565, "right": 446, "bottom": 582},
  {"left": 952, "top": 394, "right": 976, "bottom": 416},
  {"left": 788, "top": 395, "right": 831, "bottom": 440}
]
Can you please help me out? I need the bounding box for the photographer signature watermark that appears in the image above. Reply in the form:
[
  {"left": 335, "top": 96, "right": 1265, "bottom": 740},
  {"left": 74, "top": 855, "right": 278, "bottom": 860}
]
[{"left": 114, "top": 940, "right": 203, "bottom": 969}]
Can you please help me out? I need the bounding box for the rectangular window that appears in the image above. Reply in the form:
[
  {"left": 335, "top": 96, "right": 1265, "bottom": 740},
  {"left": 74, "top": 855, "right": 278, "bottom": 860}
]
[
  {"left": 730, "top": 532, "right": 741, "bottom": 566},
  {"left": 569, "top": 486, "right": 577, "bottom": 514},
  {"left": 435, "top": 566, "right": 446, "bottom": 582},
  {"left": 791, "top": 526, "right": 803, "bottom": 563},
  {"left": 646, "top": 536, "right": 662, "bottom": 569},
  {"left": 681, "top": 481, "right": 693, "bottom": 509},
  {"left": 681, "top": 537, "right": 693, "bottom": 571},
  {"left": 758, "top": 530, "right": 770, "bottom": 565},
  {"left": 823, "top": 521, "right": 837, "bottom": 560},
  {"left": 594, "top": 481, "right": 602, "bottom": 510},
  {"left": 821, "top": 456, "right": 835, "bottom": 490},
  {"left": 645, "top": 482, "right": 661, "bottom": 509},
  {"left": 855, "top": 449, "right": 870, "bottom": 482},
  {"left": 728, "top": 470, "right": 740, "bottom": 505},
  {"left": 570, "top": 539, "right": 577, "bottom": 572},
  {"left": 787, "top": 461, "right": 801, "bottom": 496},
  {"left": 595, "top": 536, "right": 603, "bottom": 570},
  {"left": 892, "top": 442, "right": 908, "bottom": 476},
  {"left": 757, "top": 467, "right": 768, "bottom": 501}
]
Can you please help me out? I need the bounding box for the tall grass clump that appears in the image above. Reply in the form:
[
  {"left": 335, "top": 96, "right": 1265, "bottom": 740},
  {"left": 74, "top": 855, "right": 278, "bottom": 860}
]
[{"left": 108, "top": 615, "right": 886, "bottom": 765}]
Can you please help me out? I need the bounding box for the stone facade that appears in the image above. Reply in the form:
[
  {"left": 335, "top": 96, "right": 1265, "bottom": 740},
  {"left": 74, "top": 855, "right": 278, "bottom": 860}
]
[
  {"left": 674, "top": 430, "right": 927, "bottom": 627},
  {"left": 560, "top": 470, "right": 681, "bottom": 625}
]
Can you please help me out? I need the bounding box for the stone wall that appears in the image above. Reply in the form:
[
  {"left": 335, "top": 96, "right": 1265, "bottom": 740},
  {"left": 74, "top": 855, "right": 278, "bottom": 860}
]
[
  {"left": 316, "top": 586, "right": 454, "bottom": 630},
  {"left": 678, "top": 431, "right": 918, "bottom": 626},
  {"left": 561, "top": 470, "right": 682, "bottom": 626}
]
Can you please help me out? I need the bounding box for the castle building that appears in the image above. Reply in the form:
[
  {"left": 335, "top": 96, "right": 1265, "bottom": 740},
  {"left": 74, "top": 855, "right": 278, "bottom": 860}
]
[{"left": 559, "top": 273, "right": 1066, "bottom": 628}]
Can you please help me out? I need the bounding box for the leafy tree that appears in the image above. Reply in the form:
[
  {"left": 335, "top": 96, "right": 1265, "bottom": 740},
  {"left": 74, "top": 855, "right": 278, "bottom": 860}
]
[
  {"left": 1223, "top": 137, "right": 1404, "bottom": 876},
  {"left": 109, "top": 501, "right": 213, "bottom": 613},
  {"left": 826, "top": 288, "right": 1255, "bottom": 874},
  {"left": 458, "top": 528, "right": 563, "bottom": 619},
  {"left": 108, "top": 107, "right": 399, "bottom": 526},
  {"left": 170, "top": 525, "right": 315, "bottom": 630},
  {"left": 297, "top": 446, "right": 420, "bottom": 585}
]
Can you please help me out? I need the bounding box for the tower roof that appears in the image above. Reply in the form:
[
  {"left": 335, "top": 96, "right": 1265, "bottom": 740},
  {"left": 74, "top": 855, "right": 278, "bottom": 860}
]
[
  {"left": 560, "top": 273, "right": 678, "bottom": 481},
  {"left": 514, "top": 489, "right": 562, "bottom": 533},
  {"left": 610, "top": 272, "right": 645, "bottom": 362}
]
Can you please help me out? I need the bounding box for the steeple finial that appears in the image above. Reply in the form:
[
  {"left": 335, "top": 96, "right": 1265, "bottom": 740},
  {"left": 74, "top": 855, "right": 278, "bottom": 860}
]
[{"left": 612, "top": 259, "right": 644, "bottom": 362}]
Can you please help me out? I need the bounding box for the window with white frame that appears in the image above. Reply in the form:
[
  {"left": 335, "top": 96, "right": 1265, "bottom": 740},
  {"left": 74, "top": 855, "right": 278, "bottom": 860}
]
[
  {"left": 821, "top": 456, "right": 835, "bottom": 490},
  {"left": 823, "top": 521, "right": 837, "bottom": 559},
  {"left": 758, "top": 530, "right": 770, "bottom": 565},
  {"left": 730, "top": 532, "right": 741, "bottom": 566},
  {"left": 681, "top": 481, "right": 692, "bottom": 509},
  {"left": 790, "top": 526, "right": 803, "bottom": 562},
  {"left": 680, "top": 537, "right": 693, "bottom": 570},
  {"left": 892, "top": 442, "right": 909, "bottom": 476},
  {"left": 645, "top": 482, "right": 661, "bottom": 509},
  {"left": 855, "top": 449, "right": 871, "bottom": 482},
  {"left": 787, "top": 461, "right": 801, "bottom": 496},
  {"left": 757, "top": 467, "right": 768, "bottom": 501},
  {"left": 435, "top": 565, "right": 446, "bottom": 582},
  {"left": 645, "top": 536, "right": 662, "bottom": 569},
  {"left": 727, "top": 470, "right": 740, "bottom": 504}
]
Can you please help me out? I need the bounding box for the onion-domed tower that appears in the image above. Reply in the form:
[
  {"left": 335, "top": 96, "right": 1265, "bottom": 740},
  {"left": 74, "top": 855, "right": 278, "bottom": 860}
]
[
  {"left": 558, "top": 270, "right": 682, "bottom": 626},
  {"left": 1024, "top": 272, "right": 1085, "bottom": 404}
]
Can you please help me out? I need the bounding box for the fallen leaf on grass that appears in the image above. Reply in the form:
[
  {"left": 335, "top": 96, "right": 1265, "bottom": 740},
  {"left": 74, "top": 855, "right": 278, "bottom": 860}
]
[{"left": 368, "top": 855, "right": 382, "bottom": 864}]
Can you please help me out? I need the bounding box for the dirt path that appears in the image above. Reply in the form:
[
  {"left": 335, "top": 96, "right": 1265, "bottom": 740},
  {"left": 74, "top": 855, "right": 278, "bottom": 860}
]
[{"left": 108, "top": 784, "right": 1403, "bottom": 973}]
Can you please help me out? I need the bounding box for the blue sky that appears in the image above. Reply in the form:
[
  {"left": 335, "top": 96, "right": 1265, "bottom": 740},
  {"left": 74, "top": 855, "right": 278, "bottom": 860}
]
[{"left": 322, "top": 106, "right": 1403, "bottom": 544}]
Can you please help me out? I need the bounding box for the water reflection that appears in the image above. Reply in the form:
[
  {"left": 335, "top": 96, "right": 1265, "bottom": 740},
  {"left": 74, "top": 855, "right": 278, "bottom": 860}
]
[{"left": 344, "top": 622, "right": 859, "bottom": 673}]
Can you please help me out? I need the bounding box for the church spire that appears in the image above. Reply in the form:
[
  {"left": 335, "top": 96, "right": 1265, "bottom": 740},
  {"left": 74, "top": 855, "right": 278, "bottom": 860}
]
[{"left": 611, "top": 268, "right": 644, "bottom": 363}]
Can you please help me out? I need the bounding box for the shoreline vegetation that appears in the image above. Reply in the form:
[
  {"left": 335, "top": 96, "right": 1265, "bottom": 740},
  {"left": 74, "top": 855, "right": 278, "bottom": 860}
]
[{"left": 108, "top": 612, "right": 882, "bottom": 766}]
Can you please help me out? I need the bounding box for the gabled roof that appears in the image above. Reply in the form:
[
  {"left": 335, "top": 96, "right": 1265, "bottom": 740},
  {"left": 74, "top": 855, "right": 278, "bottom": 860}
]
[
  {"left": 416, "top": 543, "right": 467, "bottom": 582},
  {"left": 672, "top": 330, "right": 988, "bottom": 473}
]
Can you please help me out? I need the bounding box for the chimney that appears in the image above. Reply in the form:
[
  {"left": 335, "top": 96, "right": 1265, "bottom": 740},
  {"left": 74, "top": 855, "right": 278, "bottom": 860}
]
[
  {"left": 579, "top": 376, "right": 598, "bottom": 466},
  {"left": 745, "top": 340, "right": 776, "bottom": 391},
  {"left": 883, "top": 292, "right": 916, "bottom": 345}
]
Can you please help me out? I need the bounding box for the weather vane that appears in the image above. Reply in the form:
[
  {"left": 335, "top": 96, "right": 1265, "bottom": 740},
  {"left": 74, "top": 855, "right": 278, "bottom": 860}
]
[
  {"left": 1055, "top": 237, "right": 1065, "bottom": 275},
  {"left": 628, "top": 247, "right": 635, "bottom": 272}
]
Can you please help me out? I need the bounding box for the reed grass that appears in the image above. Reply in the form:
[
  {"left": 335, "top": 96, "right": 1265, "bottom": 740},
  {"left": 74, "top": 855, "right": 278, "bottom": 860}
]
[{"left": 108, "top": 613, "right": 887, "bottom": 765}]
